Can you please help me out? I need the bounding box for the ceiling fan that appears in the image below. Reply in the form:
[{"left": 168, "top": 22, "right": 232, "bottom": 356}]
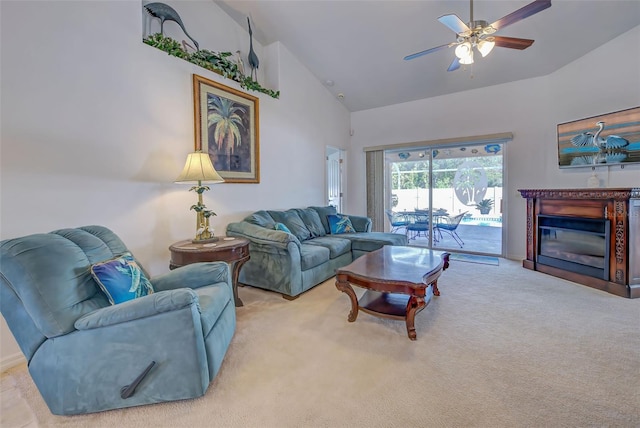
[{"left": 404, "top": 0, "right": 551, "bottom": 71}]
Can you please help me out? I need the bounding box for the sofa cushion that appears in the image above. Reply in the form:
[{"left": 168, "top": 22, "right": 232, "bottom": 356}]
[
  {"left": 245, "top": 210, "right": 276, "bottom": 228},
  {"left": 90, "top": 253, "right": 154, "bottom": 305},
  {"left": 304, "top": 236, "right": 352, "bottom": 259},
  {"left": 310, "top": 206, "right": 338, "bottom": 234},
  {"left": 328, "top": 214, "right": 356, "bottom": 234},
  {"left": 339, "top": 232, "right": 408, "bottom": 252},
  {"left": 295, "top": 208, "right": 326, "bottom": 237},
  {"left": 299, "top": 243, "right": 330, "bottom": 270},
  {"left": 269, "top": 210, "right": 312, "bottom": 242}
]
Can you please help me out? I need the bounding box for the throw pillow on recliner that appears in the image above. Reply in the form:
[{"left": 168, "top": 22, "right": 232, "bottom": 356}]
[{"left": 90, "top": 252, "right": 154, "bottom": 305}]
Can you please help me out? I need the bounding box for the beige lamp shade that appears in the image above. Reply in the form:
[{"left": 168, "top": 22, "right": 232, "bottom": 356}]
[{"left": 175, "top": 152, "right": 224, "bottom": 184}]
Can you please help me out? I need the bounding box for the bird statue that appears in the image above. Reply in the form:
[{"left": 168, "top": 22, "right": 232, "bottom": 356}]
[
  {"left": 247, "top": 17, "right": 259, "bottom": 81},
  {"left": 235, "top": 50, "right": 245, "bottom": 76},
  {"left": 182, "top": 40, "right": 196, "bottom": 53},
  {"left": 144, "top": 2, "right": 199, "bottom": 51},
  {"left": 570, "top": 121, "right": 629, "bottom": 150}
]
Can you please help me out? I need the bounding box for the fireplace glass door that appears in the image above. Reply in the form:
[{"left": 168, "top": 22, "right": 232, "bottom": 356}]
[{"left": 537, "top": 215, "right": 610, "bottom": 280}]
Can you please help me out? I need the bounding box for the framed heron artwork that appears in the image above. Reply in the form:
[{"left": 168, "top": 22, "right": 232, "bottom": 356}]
[
  {"left": 557, "top": 106, "right": 640, "bottom": 168},
  {"left": 193, "top": 74, "right": 260, "bottom": 183}
]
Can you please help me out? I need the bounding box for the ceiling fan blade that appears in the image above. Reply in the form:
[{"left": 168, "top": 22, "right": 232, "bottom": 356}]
[
  {"left": 489, "top": 0, "right": 551, "bottom": 31},
  {"left": 447, "top": 57, "right": 461, "bottom": 72},
  {"left": 438, "top": 14, "right": 471, "bottom": 35},
  {"left": 404, "top": 43, "right": 453, "bottom": 61},
  {"left": 493, "top": 35, "right": 535, "bottom": 50}
]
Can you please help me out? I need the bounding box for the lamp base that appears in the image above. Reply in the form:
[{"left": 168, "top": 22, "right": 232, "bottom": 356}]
[{"left": 192, "top": 236, "right": 219, "bottom": 244}]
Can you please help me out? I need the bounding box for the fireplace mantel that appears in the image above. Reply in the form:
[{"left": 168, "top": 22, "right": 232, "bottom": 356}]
[
  {"left": 518, "top": 188, "right": 640, "bottom": 298},
  {"left": 518, "top": 188, "right": 640, "bottom": 200}
]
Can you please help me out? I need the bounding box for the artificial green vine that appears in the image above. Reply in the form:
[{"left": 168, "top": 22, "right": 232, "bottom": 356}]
[{"left": 144, "top": 33, "right": 280, "bottom": 99}]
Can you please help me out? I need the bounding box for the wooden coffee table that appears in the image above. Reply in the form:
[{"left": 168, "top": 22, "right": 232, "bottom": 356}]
[{"left": 335, "top": 246, "right": 450, "bottom": 340}]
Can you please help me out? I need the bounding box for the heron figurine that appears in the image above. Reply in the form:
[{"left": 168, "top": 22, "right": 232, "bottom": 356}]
[
  {"left": 182, "top": 40, "right": 196, "bottom": 53},
  {"left": 570, "top": 121, "right": 629, "bottom": 150},
  {"left": 144, "top": 2, "right": 199, "bottom": 51},
  {"left": 247, "top": 17, "right": 259, "bottom": 81}
]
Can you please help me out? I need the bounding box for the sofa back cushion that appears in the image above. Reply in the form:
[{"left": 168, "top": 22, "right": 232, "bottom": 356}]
[
  {"left": 244, "top": 210, "right": 276, "bottom": 228},
  {"left": 268, "top": 210, "right": 312, "bottom": 242},
  {"left": 310, "top": 206, "right": 338, "bottom": 234},
  {"left": 295, "top": 208, "right": 326, "bottom": 237}
]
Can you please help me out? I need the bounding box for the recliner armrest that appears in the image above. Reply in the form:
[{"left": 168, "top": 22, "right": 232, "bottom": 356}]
[
  {"left": 74, "top": 289, "right": 197, "bottom": 330},
  {"left": 152, "top": 262, "right": 231, "bottom": 292}
]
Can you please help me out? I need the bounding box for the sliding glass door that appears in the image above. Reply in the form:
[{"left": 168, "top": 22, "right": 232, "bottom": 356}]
[{"left": 386, "top": 143, "right": 504, "bottom": 256}]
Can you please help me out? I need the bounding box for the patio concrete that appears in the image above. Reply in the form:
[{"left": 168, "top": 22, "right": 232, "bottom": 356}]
[{"left": 404, "top": 224, "right": 502, "bottom": 255}]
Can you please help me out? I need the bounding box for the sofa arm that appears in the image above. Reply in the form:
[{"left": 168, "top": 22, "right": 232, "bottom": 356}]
[
  {"left": 227, "top": 221, "right": 301, "bottom": 249},
  {"left": 152, "top": 262, "right": 231, "bottom": 292},
  {"left": 74, "top": 289, "right": 197, "bottom": 330},
  {"left": 348, "top": 215, "right": 372, "bottom": 232}
]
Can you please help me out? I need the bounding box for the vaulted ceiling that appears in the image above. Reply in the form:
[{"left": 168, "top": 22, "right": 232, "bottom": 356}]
[{"left": 216, "top": 1, "right": 639, "bottom": 112}]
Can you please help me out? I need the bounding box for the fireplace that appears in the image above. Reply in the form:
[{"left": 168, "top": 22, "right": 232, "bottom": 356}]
[
  {"left": 537, "top": 215, "right": 610, "bottom": 280},
  {"left": 519, "top": 188, "right": 639, "bottom": 298}
]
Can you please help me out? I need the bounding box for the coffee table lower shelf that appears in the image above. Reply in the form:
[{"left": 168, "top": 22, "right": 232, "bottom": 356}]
[{"left": 358, "top": 289, "right": 432, "bottom": 320}]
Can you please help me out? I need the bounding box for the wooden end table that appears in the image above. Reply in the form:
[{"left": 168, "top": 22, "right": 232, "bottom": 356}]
[
  {"left": 335, "top": 246, "right": 450, "bottom": 340},
  {"left": 169, "top": 237, "right": 250, "bottom": 307}
]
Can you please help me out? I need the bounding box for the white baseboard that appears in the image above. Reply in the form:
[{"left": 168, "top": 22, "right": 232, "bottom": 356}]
[{"left": 1, "top": 352, "right": 26, "bottom": 372}]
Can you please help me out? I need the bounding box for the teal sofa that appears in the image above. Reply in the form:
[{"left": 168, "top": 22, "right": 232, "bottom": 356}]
[
  {"left": 226, "top": 206, "right": 407, "bottom": 299},
  {"left": 0, "top": 226, "right": 236, "bottom": 415}
]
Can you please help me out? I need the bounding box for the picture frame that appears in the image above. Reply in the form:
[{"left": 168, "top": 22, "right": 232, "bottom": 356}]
[
  {"left": 193, "top": 74, "right": 260, "bottom": 183},
  {"left": 557, "top": 106, "right": 640, "bottom": 168}
]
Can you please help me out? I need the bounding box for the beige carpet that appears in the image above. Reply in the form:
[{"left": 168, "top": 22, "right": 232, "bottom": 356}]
[{"left": 2, "top": 259, "right": 639, "bottom": 427}]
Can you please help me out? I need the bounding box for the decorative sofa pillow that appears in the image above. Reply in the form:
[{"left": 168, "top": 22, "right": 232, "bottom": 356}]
[
  {"left": 90, "top": 252, "right": 154, "bottom": 305},
  {"left": 328, "top": 214, "right": 356, "bottom": 234},
  {"left": 274, "top": 222, "right": 291, "bottom": 233}
]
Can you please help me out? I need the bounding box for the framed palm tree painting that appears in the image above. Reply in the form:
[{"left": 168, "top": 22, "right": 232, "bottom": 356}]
[{"left": 193, "top": 74, "right": 259, "bottom": 183}]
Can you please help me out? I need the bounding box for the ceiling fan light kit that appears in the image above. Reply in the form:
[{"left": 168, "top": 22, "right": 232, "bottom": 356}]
[
  {"left": 404, "top": 0, "right": 552, "bottom": 71},
  {"left": 477, "top": 37, "right": 495, "bottom": 57},
  {"left": 454, "top": 42, "right": 472, "bottom": 60},
  {"left": 459, "top": 51, "right": 474, "bottom": 65}
]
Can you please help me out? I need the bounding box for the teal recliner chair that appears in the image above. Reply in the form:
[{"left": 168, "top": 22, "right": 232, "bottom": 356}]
[{"left": 0, "top": 226, "right": 236, "bottom": 415}]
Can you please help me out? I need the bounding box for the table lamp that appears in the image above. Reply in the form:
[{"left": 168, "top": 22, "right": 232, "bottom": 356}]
[{"left": 175, "top": 151, "right": 224, "bottom": 243}]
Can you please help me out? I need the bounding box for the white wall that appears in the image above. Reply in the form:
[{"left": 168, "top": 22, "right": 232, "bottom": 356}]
[
  {"left": 348, "top": 25, "right": 640, "bottom": 260},
  {"left": 0, "top": 1, "right": 350, "bottom": 366}
]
